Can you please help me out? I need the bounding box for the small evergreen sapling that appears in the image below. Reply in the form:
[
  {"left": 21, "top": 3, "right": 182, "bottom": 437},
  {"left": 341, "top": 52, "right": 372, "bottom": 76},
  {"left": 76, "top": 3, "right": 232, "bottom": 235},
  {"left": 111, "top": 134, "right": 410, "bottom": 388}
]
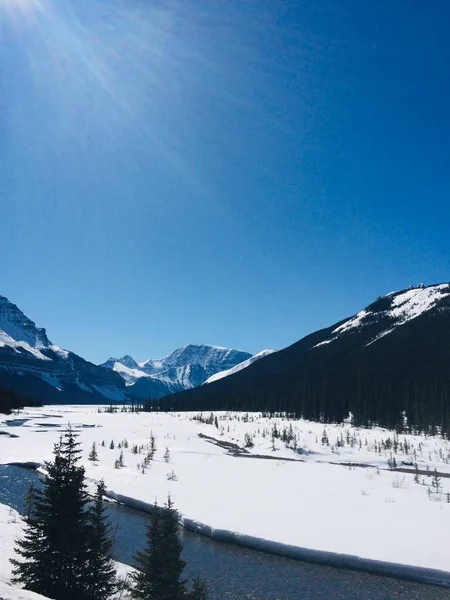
[
  {"left": 432, "top": 469, "right": 442, "bottom": 494},
  {"left": 149, "top": 433, "right": 156, "bottom": 460},
  {"left": 89, "top": 441, "right": 98, "bottom": 462}
]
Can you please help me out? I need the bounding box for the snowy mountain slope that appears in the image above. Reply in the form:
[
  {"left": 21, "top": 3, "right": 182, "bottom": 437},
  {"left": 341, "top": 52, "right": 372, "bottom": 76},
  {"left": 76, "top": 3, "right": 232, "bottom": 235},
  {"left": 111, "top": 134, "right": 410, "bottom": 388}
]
[
  {"left": 0, "top": 296, "right": 127, "bottom": 404},
  {"left": 102, "top": 345, "right": 252, "bottom": 399},
  {"left": 164, "top": 283, "right": 450, "bottom": 430},
  {"left": 204, "top": 349, "right": 276, "bottom": 384},
  {"left": 314, "top": 284, "right": 450, "bottom": 349}
]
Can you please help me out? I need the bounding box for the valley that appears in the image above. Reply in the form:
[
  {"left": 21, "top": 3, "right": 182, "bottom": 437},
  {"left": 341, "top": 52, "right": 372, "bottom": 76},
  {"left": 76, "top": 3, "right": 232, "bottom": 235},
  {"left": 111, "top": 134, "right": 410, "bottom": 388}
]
[{"left": 1, "top": 406, "right": 449, "bottom": 585}]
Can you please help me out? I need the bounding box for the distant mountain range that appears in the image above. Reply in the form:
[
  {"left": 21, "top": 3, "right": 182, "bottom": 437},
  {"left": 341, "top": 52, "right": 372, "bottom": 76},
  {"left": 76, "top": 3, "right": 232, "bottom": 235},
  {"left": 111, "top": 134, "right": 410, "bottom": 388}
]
[
  {"left": 100, "top": 346, "right": 266, "bottom": 399},
  {"left": 161, "top": 284, "right": 450, "bottom": 434},
  {"left": 2, "top": 284, "right": 450, "bottom": 431},
  {"left": 0, "top": 295, "right": 268, "bottom": 403}
]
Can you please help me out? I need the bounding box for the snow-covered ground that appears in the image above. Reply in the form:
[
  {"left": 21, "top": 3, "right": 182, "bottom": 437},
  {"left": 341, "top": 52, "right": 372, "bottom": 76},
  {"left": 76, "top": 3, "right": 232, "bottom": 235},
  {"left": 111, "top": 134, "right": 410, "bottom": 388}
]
[{"left": 1, "top": 406, "right": 450, "bottom": 580}]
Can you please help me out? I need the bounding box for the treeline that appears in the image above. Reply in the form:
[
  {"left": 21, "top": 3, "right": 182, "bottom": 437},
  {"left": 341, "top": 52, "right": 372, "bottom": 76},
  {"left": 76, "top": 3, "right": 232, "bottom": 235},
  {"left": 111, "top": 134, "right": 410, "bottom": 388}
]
[
  {"left": 0, "top": 385, "right": 41, "bottom": 414},
  {"left": 12, "top": 428, "right": 208, "bottom": 600},
  {"left": 151, "top": 310, "right": 450, "bottom": 437}
]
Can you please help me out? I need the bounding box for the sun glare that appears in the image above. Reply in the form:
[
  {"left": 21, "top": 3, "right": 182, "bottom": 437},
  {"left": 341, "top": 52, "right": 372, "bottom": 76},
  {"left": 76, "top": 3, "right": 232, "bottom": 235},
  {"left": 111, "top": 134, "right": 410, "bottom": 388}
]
[{"left": 1, "top": 0, "right": 45, "bottom": 17}]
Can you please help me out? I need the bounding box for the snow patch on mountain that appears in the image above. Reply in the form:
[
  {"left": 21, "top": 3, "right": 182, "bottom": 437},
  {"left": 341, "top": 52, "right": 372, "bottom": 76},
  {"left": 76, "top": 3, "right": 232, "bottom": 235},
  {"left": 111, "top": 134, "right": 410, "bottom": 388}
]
[
  {"left": 204, "top": 350, "right": 276, "bottom": 384},
  {"left": 110, "top": 361, "right": 148, "bottom": 384},
  {"left": 0, "top": 330, "right": 52, "bottom": 361},
  {"left": 314, "top": 284, "right": 450, "bottom": 349}
]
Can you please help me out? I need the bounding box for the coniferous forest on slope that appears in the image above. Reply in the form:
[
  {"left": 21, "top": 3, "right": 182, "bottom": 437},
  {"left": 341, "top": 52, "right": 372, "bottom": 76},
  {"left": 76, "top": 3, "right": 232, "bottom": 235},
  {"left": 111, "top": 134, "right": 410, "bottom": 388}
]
[
  {"left": 0, "top": 385, "right": 40, "bottom": 415},
  {"left": 157, "top": 307, "right": 450, "bottom": 437}
]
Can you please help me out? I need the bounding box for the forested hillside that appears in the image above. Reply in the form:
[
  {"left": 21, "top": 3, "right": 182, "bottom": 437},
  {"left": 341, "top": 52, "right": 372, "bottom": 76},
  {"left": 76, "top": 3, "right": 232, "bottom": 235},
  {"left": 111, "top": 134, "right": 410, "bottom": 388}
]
[{"left": 159, "top": 285, "right": 450, "bottom": 436}]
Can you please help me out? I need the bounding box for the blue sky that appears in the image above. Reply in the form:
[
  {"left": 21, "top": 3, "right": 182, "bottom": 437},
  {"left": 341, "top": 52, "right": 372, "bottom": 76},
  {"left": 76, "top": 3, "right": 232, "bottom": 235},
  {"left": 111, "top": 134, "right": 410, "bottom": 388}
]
[{"left": 1, "top": 0, "right": 449, "bottom": 364}]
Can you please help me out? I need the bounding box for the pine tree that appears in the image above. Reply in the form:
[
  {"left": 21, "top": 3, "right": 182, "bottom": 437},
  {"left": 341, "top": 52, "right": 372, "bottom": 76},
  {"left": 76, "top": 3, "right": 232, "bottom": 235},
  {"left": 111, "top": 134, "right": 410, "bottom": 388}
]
[
  {"left": 110, "top": 440, "right": 115, "bottom": 450},
  {"left": 11, "top": 426, "right": 91, "bottom": 600},
  {"left": 149, "top": 433, "right": 156, "bottom": 460},
  {"left": 85, "top": 480, "right": 117, "bottom": 600},
  {"left": 130, "top": 502, "right": 165, "bottom": 600},
  {"left": 164, "top": 447, "right": 171, "bottom": 463},
  {"left": 89, "top": 441, "right": 98, "bottom": 462},
  {"left": 130, "top": 496, "right": 187, "bottom": 600},
  {"left": 158, "top": 495, "right": 187, "bottom": 599},
  {"left": 189, "top": 576, "right": 209, "bottom": 600},
  {"left": 432, "top": 469, "right": 442, "bottom": 494}
]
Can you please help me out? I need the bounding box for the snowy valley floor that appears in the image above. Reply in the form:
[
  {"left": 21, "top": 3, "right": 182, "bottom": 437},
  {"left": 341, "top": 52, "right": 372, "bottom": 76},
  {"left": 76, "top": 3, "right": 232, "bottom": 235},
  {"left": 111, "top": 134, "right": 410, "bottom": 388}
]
[{"left": 1, "top": 406, "right": 450, "bottom": 593}]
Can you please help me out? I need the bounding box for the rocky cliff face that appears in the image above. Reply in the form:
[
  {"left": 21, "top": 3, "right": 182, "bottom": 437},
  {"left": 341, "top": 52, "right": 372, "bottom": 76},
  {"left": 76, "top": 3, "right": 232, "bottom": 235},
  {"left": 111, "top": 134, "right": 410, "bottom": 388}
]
[{"left": 0, "top": 296, "right": 127, "bottom": 403}]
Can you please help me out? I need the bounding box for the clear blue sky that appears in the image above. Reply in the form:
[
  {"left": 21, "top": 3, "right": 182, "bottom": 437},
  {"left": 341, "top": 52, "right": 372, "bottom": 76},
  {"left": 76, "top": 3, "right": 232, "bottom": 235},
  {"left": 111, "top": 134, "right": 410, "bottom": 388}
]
[{"left": 1, "top": 0, "right": 449, "bottom": 364}]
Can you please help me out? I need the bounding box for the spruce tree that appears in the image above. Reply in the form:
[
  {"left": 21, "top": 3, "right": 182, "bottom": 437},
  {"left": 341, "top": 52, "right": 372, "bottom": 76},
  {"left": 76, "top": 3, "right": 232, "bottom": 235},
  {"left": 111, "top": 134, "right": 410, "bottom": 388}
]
[
  {"left": 11, "top": 426, "right": 91, "bottom": 600},
  {"left": 130, "top": 496, "right": 187, "bottom": 600},
  {"left": 164, "top": 447, "right": 171, "bottom": 463},
  {"left": 130, "top": 501, "right": 165, "bottom": 600},
  {"left": 189, "top": 577, "right": 209, "bottom": 600},
  {"left": 89, "top": 441, "right": 98, "bottom": 462},
  {"left": 85, "top": 480, "right": 117, "bottom": 600},
  {"left": 149, "top": 433, "right": 156, "bottom": 460},
  {"left": 158, "top": 495, "right": 187, "bottom": 599}
]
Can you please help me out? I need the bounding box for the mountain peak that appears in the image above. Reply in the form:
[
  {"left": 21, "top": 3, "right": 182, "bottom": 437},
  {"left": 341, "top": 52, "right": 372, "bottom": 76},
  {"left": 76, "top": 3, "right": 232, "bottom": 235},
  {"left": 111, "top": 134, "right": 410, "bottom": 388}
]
[
  {"left": 102, "top": 343, "right": 253, "bottom": 398},
  {"left": 0, "top": 294, "right": 127, "bottom": 403},
  {"left": 0, "top": 295, "right": 51, "bottom": 349}
]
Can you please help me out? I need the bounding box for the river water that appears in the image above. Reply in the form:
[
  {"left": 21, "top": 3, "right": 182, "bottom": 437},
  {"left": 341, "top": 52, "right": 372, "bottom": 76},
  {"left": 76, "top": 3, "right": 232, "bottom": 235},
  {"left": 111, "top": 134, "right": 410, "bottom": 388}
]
[{"left": 0, "top": 465, "right": 449, "bottom": 600}]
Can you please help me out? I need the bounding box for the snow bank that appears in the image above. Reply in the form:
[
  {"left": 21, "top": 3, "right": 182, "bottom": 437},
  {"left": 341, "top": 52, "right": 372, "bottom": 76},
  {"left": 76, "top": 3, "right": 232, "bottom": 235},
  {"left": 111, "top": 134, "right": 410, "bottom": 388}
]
[{"left": 0, "top": 581, "right": 51, "bottom": 600}]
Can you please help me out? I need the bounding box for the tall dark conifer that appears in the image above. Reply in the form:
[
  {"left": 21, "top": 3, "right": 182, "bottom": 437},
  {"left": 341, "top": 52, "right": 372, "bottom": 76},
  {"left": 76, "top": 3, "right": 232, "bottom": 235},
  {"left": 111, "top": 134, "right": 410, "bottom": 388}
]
[
  {"left": 11, "top": 426, "right": 91, "bottom": 600},
  {"left": 130, "top": 496, "right": 188, "bottom": 600},
  {"left": 130, "top": 501, "right": 165, "bottom": 600},
  {"left": 158, "top": 495, "right": 187, "bottom": 599},
  {"left": 85, "top": 479, "right": 117, "bottom": 600}
]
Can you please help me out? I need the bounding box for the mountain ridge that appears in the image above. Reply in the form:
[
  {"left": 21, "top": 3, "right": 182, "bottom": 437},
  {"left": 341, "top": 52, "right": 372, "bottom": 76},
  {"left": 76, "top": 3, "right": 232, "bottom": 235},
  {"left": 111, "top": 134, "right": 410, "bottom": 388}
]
[
  {"left": 0, "top": 295, "right": 258, "bottom": 403},
  {"left": 0, "top": 295, "right": 127, "bottom": 404},
  {"left": 101, "top": 344, "right": 254, "bottom": 398},
  {"left": 159, "top": 283, "right": 450, "bottom": 435}
]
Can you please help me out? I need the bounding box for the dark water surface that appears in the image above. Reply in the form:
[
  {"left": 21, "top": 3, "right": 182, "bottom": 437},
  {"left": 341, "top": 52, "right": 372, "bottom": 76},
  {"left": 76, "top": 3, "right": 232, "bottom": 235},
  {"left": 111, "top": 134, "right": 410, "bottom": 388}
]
[{"left": 1, "top": 465, "right": 449, "bottom": 600}]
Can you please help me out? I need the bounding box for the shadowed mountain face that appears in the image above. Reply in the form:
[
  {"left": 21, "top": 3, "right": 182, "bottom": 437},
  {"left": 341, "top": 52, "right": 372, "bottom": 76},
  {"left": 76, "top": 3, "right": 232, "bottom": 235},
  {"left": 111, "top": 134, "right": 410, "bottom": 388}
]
[
  {"left": 161, "top": 284, "right": 450, "bottom": 435},
  {"left": 0, "top": 296, "right": 127, "bottom": 404},
  {"left": 101, "top": 345, "right": 253, "bottom": 399}
]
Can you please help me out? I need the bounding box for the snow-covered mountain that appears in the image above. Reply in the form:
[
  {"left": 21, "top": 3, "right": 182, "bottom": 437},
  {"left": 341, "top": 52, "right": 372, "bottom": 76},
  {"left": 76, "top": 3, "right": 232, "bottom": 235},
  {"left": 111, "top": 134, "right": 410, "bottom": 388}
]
[
  {"left": 313, "top": 283, "right": 450, "bottom": 350},
  {"left": 204, "top": 349, "right": 276, "bottom": 384},
  {"left": 101, "top": 345, "right": 252, "bottom": 399},
  {"left": 0, "top": 296, "right": 127, "bottom": 404},
  {"left": 163, "top": 283, "right": 450, "bottom": 429}
]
